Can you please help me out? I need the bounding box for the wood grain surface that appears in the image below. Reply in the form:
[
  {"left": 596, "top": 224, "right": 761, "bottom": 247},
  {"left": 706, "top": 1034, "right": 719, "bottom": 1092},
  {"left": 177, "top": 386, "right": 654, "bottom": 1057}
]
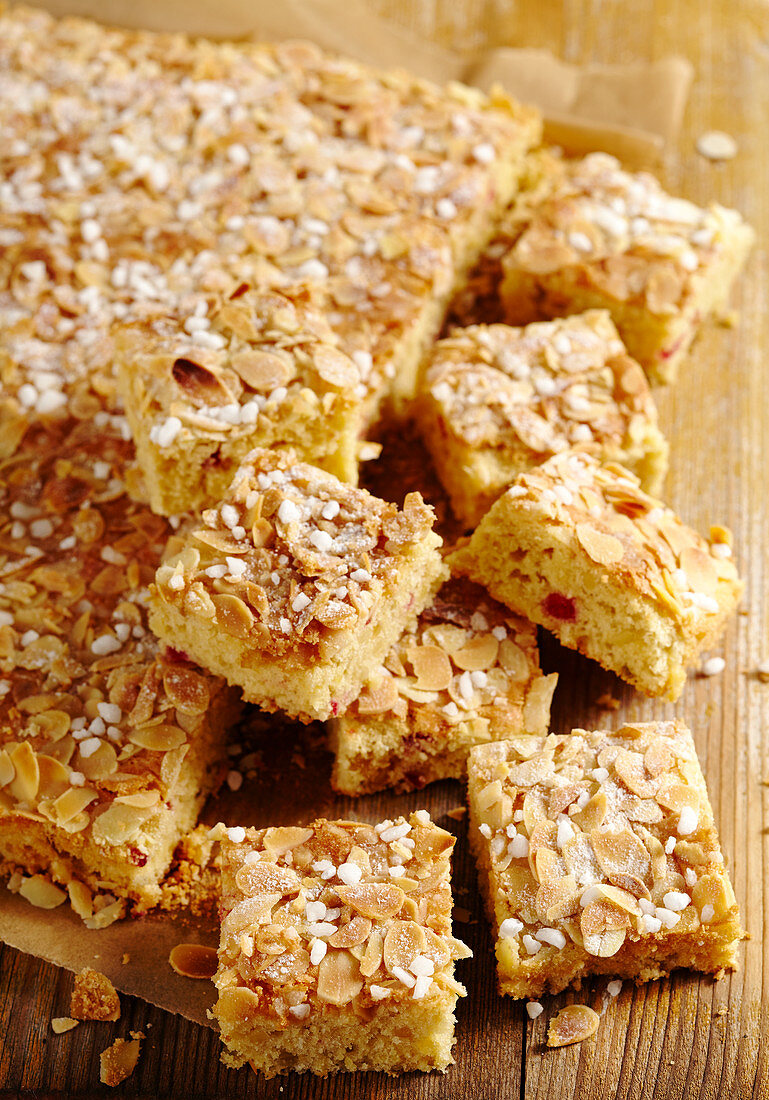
[{"left": 1, "top": 1, "right": 767, "bottom": 1097}]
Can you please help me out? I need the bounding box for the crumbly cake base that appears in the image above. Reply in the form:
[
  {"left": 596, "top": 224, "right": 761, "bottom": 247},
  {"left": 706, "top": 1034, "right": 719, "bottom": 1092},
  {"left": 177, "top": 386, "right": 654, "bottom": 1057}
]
[
  {"left": 150, "top": 541, "right": 446, "bottom": 722},
  {"left": 219, "top": 990, "right": 457, "bottom": 1077},
  {"left": 451, "top": 515, "right": 731, "bottom": 700}
]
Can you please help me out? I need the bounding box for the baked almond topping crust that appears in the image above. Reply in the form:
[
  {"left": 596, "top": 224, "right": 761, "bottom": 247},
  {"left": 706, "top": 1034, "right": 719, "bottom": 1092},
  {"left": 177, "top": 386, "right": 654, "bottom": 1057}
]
[
  {"left": 469, "top": 723, "right": 739, "bottom": 969},
  {"left": 153, "top": 447, "right": 440, "bottom": 658},
  {"left": 214, "top": 813, "right": 471, "bottom": 1026}
]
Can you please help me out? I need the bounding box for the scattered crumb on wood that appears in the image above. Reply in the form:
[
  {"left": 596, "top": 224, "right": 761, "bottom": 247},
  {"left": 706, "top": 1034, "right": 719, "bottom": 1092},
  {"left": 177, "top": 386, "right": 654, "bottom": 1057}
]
[
  {"left": 51, "top": 1017, "right": 79, "bottom": 1034},
  {"left": 445, "top": 806, "right": 467, "bottom": 821},
  {"left": 547, "top": 1005, "right": 600, "bottom": 1047},
  {"left": 70, "top": 968, "right": 121, "bottom": 1022},
  {"left": 121, "top": 953, "right": 130, "bottom": 966},
  {"left": 595, "top": 693, "right": 620, "bottom": 710},
  {"left": 99, "top": 1037, "right": 142, "bottom": 1087}
]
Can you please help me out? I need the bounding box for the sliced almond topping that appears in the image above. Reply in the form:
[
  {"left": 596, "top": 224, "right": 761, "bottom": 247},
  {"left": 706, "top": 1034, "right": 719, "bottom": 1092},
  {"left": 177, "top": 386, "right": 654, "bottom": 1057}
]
[
  {"left": 91, "top": 803, "right": 151, "bottom": 846},
  {"left": 534, "top": 846, "right": 564, "bottom": 886},
  {"left": 692, "top": 874, "right": 731, "bottom": 923},
  {"left": 408, "top": 644, "right": 453, "bottom": 691},
  {"left": 536, "top": 875, "right": 581, "bottom": 922},
  {"left": 498, "top": 638, "right": 530, "bottom": 681},
  {"left": 99, "top": 1037, "right": 141, "bottom": 1088},
  {"left": 573, "top": 790, "right": 608, "bottom": 832},
  {"left": 211, "top": 593, "right": 255, "bottom": 638},
  {"left": 576, "top": 523, "right": 625, "bottom": 566},
  {"left": 29, "top": 710, "right": 71, "bottom": 740},
  {"left": 328, "top": 915, "right": 373, "bottom": 949},
  {"left": 231, "top": 348, "right": 294, "bottom": 392},
  {"left": 522, "top": 788, "right": 547, "bottom": 833},
  {"left": 0, "top": 749, "right": 14, "bottom": 788},
  {"left": 655, "top": 781, "right": 700, "bottom": 815},
  {"left": 128, "top": 724, "right": 187, "bottom": 751},
  {"left": 114, "top": 790, "right": 161, "bottom": 809},
  {"left": 263, "top": 827, "right": 314, "bottom": 859},
  {"left": 251, "top": 517, "right": 273, "bottom": 548},
  {"left": 52, "top": 786, "right": 98, "bottom": 824},
  {"left": 423, "top": 624, "right": 468, "bottom": 653},
  {"left": 316, "top": 949, "right": 363, "bottom": 1005},
  {"left": 591, "top": 829, "right": 652, "bottom": 886},
  {"left": 547, "top": 1005, "right": 600, "bottom": 1047},
  {"left": 355, "top": 673, "right": 400, "bottom": 715},
  {"left": 359, "top": 928, "right": 384, "bottom": 977},
  {"left": 582, "top": 927, "right": 626, "bottom": 958},
  {"left": 19, "top": 875, "right": 67, "bottom": 910},
  {"left": 451, "top": 633, "right": 499, "bottom": 672},
  {"left": 679, "top": 545, "right": 719, "bottom": 595},
  {"left": 191, "top": 527, "right": 246, "bottom": 555},
  {"left": 613, "top": 749, "right": 656, "bottom": 798},
  {"left": 235, "top": 861, "right": 301, "bottom": 899},
  {"left": 383, "top": 920, "right": 427, "bottom": 973},
  {"left": 216, "top": 986, "right": 261, "bottom": 1022},
  {"left": 335, "top": 882, "right": 405, "bottom": 920},
  {"left": 8, "top": 741, "right": 39, "bottom": 802},
  {"left": 169, "top": 943, "right": 218, "bottom": 979},
  {"left": 77, "top": 740, "right": 119, "bottom": 781},
  {"left": 311, "top": 345, "right": 359, "bottom": 388},
  {"left": 35, "top": 755, "right": 71, "bottom": 800},
  {"left": 644, "top": 738, "right": 676, "bottom": 777},
  {"left": 171, "top": 357, "right": 232, "bottom": 406}
]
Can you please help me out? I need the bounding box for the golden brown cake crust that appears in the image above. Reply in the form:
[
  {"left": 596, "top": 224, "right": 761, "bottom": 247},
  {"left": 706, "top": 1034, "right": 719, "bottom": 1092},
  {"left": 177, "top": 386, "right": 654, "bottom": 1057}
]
[{"left": 467, "top": 722, "right": 742, "bottom": 999}]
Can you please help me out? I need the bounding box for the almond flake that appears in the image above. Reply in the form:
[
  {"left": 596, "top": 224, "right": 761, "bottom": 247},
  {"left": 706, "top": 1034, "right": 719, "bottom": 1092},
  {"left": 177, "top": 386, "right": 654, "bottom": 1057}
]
[
  {"left": 576, "top": 523, "right": 625, "bottom": 566},
  {"left": 547, "top": 1005, "right": 600, "bottom": 1047},
  {"left": 169, "top": 943, "right": 218, "bottom": 979}
]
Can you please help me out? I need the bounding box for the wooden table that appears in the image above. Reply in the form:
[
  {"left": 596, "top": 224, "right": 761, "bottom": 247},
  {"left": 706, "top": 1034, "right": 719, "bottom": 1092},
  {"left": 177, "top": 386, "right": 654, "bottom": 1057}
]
[{"left": 1, "top": 1, "right": 767, "bottom": 1097}]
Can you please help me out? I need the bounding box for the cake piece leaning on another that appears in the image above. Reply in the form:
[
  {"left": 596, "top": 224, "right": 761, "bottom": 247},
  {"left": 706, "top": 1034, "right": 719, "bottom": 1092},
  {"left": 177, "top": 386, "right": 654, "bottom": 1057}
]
[
  {"left": 116, "top": 286, "right": 370, "bottom": 517},
  {"left": 467, "top": 723, "right": 742, "bottom": 999},
  {"left": 329, "top": 576, "right": 557, "bottom": 796},
  {"left": 416, "top": 310, "right": 668, "bottom": 528},
  {"left": 211, "top": 812, "right": 471, "bottom": 1077},
  {"left": 499, "top": 152, "right": 755, "bottom": 384},
  {"left": 449, "top": 452, "right": 742, "bottom": 701},
  {"left": 149, "top": 448, "right": 447, "bottom": 722}
]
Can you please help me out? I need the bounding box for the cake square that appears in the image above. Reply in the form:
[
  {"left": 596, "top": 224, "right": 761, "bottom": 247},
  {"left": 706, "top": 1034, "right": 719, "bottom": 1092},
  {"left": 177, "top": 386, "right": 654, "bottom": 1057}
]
[
  {"left": 449, "top": 451, "right": 742, "bottom": 700},
  {"left": 467, "top": 722, "right": 742, "bottom": 998},
  {"left": 417, "top": 310, "right": 668, "bottom": 528},
  {"left": 499, "top": 153, "right": 754, "bottom": 384},
  {"left": 149, "top": 448, "right": 446, "bottom": 722},
  {"left": 329, "top": 577, "right": 558, "bottom": 795},
  {"left": 0, "top": 418, "right": 241, "bottom": 922},
  {"left": 116, "top": 286, "right": 368, "bottom": 516},
  {"left": 212, "top": 811, "right": 471, "bottom": 1077},
  {"left": 0, "top": 5, "right": 540, "bottom": 457}
]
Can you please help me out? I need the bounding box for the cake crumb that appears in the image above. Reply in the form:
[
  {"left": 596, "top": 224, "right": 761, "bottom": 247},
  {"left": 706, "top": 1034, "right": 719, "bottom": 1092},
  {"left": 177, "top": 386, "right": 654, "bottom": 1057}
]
[
  {"left": 445, "top": 806, "right": 467, "bottom": 821},
  {"left": 595, "top": 692, "right": 620, "bottom": 710},
  {"left": 51, "top": 1017, "right": 79, "bottom": 1034},
  {"left": 99, "top": 1037, "right": 142, "bottom": 1087},
  {"left": 121, "top": 954, "right": 130, "bottom": 966},
  {"left": 70, "top": 968, "right": 121, "bottom": 1022},
  {"left": 547, "top": 1005, "right": 600, "bottom": 1047},
  {"left": 696, "top": 130, "right": 738, "bottom": 161}
]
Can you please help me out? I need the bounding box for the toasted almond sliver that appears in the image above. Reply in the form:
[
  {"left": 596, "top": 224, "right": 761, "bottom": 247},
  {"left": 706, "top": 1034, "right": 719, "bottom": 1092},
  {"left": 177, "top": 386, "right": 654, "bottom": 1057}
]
[
  {"left": 169, "top": 943, "right": 218, "bottom": 979},
  {"left": 316, "top": 949, "right": 363, "bottom": 1005},
  {"left": 328, "top": 915, "right": 373, "bottom": 950},
  {"left": 114, "top": 790, "right": 161, "bottom": 809},
  {"left": 451, "top": 633, "right": 500, "bottom": 672},
  {"left": 212, "top": 593, "right": 255, "bottom": 638},
  {"left": 355, "top": 673, "right": 400, "bottom": 715},
  {"left": 408, "top": 644, "right": 453, "bottom": 691},
  {"left": 128, "top": 724, "right": 187, "bottom": 752},
  {"left": 19, "top": 875, "right": 67, "bottom": 910},
  {"left": 51, "top": 1017, "right": 79, "bottom": 1034},
  {"left": 547, "top": 1005, "right": 600, "bottom": 1047},
  {"left": 576, "top": 523, "right": 625, "bottom": 567},
  {"left": 335, "top": 882, "right": 405, "bottom": 921},
  {"left": 231, "top": 348, "right": 294, "bottom": 392},
  {"left": 263, "top": 826, "right": 314, "bottom": 858},
  {"left": 8, "top": 741, "right": 39, "bottom": 802},
  {"left": 383, "top": 920, "right": 426, "bottom": 973}
]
